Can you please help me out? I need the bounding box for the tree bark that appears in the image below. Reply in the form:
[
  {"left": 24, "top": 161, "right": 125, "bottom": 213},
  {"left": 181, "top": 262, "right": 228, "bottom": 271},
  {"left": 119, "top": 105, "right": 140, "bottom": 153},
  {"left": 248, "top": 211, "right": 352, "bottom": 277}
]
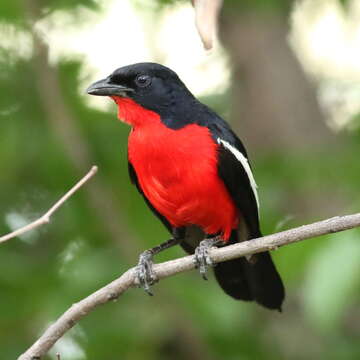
[{"left": 220, "top": 10, "right": 336, "bottom": 153}]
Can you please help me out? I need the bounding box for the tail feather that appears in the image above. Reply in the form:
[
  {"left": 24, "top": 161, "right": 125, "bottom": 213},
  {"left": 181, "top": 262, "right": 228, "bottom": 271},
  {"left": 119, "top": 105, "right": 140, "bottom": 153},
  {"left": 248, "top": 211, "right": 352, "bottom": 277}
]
[
  {"left": 213, "top": 257, "right": 253, "bottom": 301},
  {"left": 213, "top": 231, "right": 285, "bottom": 311},
  {"left": 243, "top": 251, "right": 285, "bottom": 310}
]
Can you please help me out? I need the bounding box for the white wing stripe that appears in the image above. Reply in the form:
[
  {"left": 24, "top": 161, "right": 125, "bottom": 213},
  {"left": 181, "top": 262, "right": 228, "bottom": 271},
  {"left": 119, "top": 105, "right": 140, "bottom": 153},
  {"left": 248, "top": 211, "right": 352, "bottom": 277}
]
[{"left": 217, "top": 138, "right": 260, "bottom": 209}]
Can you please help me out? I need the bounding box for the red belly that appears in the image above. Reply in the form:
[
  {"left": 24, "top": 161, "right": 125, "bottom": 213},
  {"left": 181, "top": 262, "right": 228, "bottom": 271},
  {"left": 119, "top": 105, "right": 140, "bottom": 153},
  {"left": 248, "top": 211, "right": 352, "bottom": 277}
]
[{"left": 128, "top": 122, "right": 238, "bottom": 241}]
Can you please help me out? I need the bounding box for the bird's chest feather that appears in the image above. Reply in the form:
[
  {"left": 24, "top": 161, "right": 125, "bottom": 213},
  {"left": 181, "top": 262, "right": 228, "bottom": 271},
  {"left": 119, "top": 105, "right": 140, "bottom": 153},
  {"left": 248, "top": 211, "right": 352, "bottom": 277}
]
[
  {"left": 128, "top": 121, "right": 238, "bottom": 238},
  {"left": 128, "top": 122, "right": 219, "bottom": 199}
]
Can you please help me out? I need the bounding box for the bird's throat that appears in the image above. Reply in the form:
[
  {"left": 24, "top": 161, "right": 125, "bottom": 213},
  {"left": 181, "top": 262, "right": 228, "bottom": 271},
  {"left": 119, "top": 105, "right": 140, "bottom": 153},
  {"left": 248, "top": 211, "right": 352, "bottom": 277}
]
[{"left": 111, "top": 96, "right": 160, "bottom": 127}]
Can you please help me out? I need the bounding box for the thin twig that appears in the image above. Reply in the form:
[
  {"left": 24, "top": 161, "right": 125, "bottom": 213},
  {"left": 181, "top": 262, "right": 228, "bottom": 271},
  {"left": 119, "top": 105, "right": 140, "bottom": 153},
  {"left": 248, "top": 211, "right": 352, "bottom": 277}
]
[
  {"left": 0, "top": 166, "right": 98, "bottom": 244},
  {"left": 18, "top": 212, "right": 360, "bottom": 360}
]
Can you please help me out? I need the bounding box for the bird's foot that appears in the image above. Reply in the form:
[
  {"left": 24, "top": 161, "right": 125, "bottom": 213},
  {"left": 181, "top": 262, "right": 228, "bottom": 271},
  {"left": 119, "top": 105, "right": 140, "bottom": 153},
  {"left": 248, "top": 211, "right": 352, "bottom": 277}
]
[
  {"left": 135, "top": 250, "right": 157, "bottom": 296},
  {"left": 194, "top": 236, "right": 223, "bottom": 280}
]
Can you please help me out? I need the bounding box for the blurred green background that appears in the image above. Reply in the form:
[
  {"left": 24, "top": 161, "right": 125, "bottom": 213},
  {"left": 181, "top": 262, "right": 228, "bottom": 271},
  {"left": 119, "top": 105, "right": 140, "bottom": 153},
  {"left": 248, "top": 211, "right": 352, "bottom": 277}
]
[{"left": 1, "top": 0, "right": 360, "bottom": 359}]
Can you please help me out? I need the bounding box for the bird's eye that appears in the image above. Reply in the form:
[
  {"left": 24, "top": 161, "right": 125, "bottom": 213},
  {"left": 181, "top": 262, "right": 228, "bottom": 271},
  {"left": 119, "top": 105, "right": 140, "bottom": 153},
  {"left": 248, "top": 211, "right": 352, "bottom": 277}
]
[{"left": 135, "top": 75, "right": 152, "bottom": 88}]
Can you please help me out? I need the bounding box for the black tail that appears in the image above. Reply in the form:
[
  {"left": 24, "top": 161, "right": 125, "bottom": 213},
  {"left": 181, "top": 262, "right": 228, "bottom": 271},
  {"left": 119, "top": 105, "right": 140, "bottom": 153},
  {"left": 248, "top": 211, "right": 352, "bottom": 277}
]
[{"left": 213, "top": 232, "right": 285, "bottom": 311}]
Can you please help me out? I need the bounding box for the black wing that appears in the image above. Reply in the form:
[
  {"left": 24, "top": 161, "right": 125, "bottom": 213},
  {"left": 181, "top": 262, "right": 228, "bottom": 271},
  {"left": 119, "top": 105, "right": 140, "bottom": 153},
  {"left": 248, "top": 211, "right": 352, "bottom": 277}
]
[
  {"left": 208, "top": 120, "right": 285, "bottom": 310},
  {"left": 128, "top": 161, "right": 173, "bottom": 234},
  {"left": 207, "top": 121, "right": 261, "bottom": 238}
]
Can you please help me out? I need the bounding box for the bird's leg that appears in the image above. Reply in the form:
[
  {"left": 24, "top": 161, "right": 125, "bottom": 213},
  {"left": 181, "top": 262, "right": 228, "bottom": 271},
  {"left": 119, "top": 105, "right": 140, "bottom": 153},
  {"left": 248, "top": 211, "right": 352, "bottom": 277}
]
[
  {"left": 194, "top": 236, "right": 224, "bottom": 280},
  {"left": 136, "top": 236, "right": 182, "bottom": 296}
]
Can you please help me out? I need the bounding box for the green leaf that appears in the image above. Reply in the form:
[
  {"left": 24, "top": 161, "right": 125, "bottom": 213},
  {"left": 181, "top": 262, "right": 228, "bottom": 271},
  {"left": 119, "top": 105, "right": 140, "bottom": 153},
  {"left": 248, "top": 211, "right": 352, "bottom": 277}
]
[
  {"left": 302, "top": 231, "right": 360, "bottom": 332},
  {"left": 0, "top": 1, "right": 23, "bottom": 24}
]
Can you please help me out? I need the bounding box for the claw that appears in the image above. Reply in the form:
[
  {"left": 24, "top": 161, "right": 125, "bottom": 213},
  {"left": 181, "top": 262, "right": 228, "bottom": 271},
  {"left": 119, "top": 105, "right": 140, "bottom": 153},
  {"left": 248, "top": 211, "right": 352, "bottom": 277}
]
[
  {"left": 193, "top": 236, "right": 222, "bottom": 280},
  {"left": 135, "top": 250, "right": 157, "bottom": 295}
]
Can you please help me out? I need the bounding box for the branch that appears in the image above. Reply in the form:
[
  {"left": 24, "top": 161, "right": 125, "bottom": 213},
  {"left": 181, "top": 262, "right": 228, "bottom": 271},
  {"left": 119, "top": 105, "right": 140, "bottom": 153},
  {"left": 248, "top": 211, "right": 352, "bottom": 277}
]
[
  {"left": 18, "top": 212, "right": 360, "bottom": 360},
  {"left": 192, "top": 0, "right": 223, "bottom": 50},
  {"left": 0, "top": 166, "right": 98, "bottom": 244}
]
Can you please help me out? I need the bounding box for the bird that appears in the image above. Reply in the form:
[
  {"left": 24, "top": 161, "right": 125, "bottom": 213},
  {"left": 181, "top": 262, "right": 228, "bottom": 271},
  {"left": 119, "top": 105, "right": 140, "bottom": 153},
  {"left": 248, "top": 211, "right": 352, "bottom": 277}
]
[{"left": 87, "top": 62, "right": 285, "bottom": 311}]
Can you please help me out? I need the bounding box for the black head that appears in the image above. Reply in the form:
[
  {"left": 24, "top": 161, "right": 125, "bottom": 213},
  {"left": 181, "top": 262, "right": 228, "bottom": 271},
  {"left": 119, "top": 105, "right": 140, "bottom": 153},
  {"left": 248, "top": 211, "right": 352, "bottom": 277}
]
[{"left": 87, "top": 62, "right": 195, "bottom": 117}]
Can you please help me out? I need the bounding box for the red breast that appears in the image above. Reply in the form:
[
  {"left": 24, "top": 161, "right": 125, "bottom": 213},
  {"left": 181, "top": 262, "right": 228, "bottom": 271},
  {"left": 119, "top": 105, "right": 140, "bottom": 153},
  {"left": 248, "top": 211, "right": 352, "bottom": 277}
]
[{"left": 114, "top": 96, "right": 238, "bottom": 240}]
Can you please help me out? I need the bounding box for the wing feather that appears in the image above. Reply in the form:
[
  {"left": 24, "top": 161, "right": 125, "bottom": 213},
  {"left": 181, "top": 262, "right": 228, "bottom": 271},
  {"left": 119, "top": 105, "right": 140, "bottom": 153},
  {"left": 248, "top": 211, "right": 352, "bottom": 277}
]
[{"left": 207, "top": 122, "right": 261, "bottom": 238}]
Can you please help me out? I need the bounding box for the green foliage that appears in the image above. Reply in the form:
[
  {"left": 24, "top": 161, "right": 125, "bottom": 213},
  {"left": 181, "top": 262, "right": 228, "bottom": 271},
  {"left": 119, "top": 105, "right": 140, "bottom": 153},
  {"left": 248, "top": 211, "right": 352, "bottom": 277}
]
[
  {"left": 0, "top": 1, "right": 23, "bottom": 24},
  {"left": 0, "top": 0, "right": 97, "bottom": 24},
  {"left": 42, "top": 0, "right": 98, "bottom": 12},
  {"left": 338, "top": 0, "right": 351, "bottom": 7},
  {"left": 303, "top": 232, "right": 360, "bottom": 332}
]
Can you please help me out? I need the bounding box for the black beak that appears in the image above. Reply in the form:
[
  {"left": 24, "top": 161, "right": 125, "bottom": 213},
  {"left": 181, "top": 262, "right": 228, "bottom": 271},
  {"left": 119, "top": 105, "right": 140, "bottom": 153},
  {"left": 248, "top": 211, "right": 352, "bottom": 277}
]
[{"left": 86, "top": 78, "right": 134, "bottom": 97}]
